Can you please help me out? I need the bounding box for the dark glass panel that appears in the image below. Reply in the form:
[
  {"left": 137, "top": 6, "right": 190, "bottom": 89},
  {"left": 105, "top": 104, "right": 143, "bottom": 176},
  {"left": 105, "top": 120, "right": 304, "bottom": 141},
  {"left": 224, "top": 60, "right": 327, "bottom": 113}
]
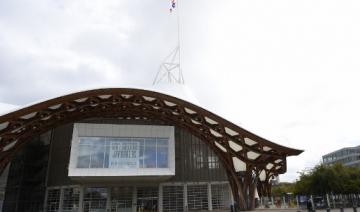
[
  {"left": 90, "top": 144, "right": 105, "bottom": 168},
  {"left": 77, "top": 145, "right": 91, "bottom": 168},
  {"left": 157, "top": 146, "right": 168, "bottom": 168}
]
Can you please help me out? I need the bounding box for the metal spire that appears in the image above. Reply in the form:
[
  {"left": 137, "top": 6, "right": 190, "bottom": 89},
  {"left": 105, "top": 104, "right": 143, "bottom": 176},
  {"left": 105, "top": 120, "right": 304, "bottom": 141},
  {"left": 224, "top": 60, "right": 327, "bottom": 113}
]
[
  {"left": 153, "top": 45, "right": 184, "bottom": 85},
  {"left": 153, "top": 0, "right": 184, "bottom": 85}
]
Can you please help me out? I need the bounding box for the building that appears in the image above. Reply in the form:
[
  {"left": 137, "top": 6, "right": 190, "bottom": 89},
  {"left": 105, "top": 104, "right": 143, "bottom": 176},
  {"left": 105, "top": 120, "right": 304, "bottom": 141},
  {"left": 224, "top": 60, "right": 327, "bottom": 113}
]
[
  {"left": 322, "top": 145, "right": 360, "bottom": 167},
  {"left": 0, "top": 87, "right": 302, "bottom": 211}
]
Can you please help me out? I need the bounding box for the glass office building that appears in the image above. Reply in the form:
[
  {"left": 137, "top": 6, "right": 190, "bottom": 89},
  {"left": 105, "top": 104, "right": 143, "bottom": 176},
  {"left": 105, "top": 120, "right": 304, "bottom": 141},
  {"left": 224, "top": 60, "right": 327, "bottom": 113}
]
[{"left": 323, "top": 145, "right": 360, "bottom": 168}]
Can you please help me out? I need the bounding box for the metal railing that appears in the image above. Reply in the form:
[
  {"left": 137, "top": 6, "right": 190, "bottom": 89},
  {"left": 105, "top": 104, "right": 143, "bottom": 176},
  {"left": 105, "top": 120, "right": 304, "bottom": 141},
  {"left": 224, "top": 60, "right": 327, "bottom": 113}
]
[{"left": 257, "top": 194, "right": 360, "bottom": 211}]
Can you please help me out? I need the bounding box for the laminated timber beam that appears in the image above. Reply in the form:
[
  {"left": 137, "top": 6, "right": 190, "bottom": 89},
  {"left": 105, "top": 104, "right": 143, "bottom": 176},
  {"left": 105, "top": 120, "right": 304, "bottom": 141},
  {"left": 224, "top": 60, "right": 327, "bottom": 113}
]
[{"left": 0, "top": 88, "right": 302, "bottom": 211}]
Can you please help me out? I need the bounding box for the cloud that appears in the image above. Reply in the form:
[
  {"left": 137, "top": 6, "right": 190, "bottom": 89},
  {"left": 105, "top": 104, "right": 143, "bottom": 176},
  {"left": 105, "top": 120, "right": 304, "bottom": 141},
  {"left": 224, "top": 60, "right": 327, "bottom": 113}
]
[{"left": 1, "top": 0, "right": 360, "bottom": 182}]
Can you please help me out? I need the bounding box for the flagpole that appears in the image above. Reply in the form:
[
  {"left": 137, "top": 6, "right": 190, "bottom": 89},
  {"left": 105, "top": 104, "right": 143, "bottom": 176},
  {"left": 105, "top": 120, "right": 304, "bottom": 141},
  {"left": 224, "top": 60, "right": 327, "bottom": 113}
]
[{"left": 176, "top": 0, "right": 184, "bottom": 83}]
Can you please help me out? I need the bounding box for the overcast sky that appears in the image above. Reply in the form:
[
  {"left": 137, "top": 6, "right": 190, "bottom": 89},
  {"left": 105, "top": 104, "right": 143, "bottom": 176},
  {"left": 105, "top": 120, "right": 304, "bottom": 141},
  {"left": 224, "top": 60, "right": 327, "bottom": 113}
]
[{"left": 1, "top": 0, "right": 360, "bottom": 182}]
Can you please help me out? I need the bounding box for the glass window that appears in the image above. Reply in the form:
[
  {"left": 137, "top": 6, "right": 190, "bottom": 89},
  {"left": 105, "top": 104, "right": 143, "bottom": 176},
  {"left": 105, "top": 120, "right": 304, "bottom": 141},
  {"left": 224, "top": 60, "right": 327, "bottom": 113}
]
[
  {"left": 46, "top": 189, "right": 60, "bottom": 212},
  {"left": 163, "top": 186, "right": 184, "bottom": 212},
  {"left": 157, "top": 146, "right": 168, "bottom": 168},
  {"left": 84, "top": 187, "right": 108, "bottom": 212},
  {"left": 104, "top": 144, "right": 110, "bottom": 168},
  {"left": 136, "top": 138, "right": 145, "bottom": 168},
  {"left": 208, "top": 155, "right": 219, "bottom": 169},
  {"left": 90, "top": 143, "right": 105, "bottom": 168},
  {"left": 76, "top": 136, "right": 169, "bottom": 169},
  {"left": 145, "top": 138, "right": 157, "bottom": 168},
  {"left": 187, "top": 185, "right": 208, "bottom": 210},
  {"left": 62, "top": 188, "right": 80, "bottom": 212},
  {"left": 111, "top": 187, "right": 133, "bottom": 212},
  {"left": 77, "top": 145, "right": 91, "bottom": 168},
  {"left": 157, "top": 138, "right": 168, "bottom": 146},
  {"left": 211, "top": 184, "right": 230, "bottom": 210},
  {"left": 193, "top": 151, "right": 204, "bottom": 169}
]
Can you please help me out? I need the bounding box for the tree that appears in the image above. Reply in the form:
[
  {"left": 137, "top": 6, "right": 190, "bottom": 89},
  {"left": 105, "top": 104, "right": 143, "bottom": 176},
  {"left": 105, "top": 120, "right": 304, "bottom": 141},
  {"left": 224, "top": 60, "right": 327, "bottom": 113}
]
[
  {"left": 294, "top": 163, "right": 360, "bottom": 195},
  {"left": 272, "top": 182, "right": 295, "bottom": 196}
]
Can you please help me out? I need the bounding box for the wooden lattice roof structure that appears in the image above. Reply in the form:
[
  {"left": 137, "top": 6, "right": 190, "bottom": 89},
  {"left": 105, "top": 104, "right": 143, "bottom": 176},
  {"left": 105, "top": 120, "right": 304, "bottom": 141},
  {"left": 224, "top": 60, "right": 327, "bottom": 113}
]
[{"left": 0, "top": 88, "right": 302, "bottom": 210}]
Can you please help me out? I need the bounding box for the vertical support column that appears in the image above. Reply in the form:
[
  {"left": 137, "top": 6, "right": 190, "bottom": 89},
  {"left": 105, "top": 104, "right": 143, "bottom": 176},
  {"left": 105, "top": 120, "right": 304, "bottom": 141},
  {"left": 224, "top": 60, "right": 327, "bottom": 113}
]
[
  {"left": 43, "top": 188, "right": 49, "bottom": 211},
  {"left": 227, "top": 174, "right": 241, "bottom": 210},
  {"left": 132, "top": 186, "right": 137, "bottom": 212},
  {"left": 354, "top": 194, "right": 357, "bottom": 208},
  {"left": 248, "top": 181, "right": 256, "bottom": 210},
  {"left": 207, "top": 183, "right": 213, "bottom": 211},
  {"left": 107, "top": 187, "right": 111, "bottom": 212},
  {"left": 282, "top": 196, "right": 286, "bottom": 208},
  {"left": 79, "top": 185, "right": 84, "bottom": 212},
  {"left": 229, "top": 183, "right": 235, "bottom": 207},
  {"left": 296, "top": 195, "right": 299, "bottom": 209},
  {"left": 326, "top": 193, "right": 331, "bottom": 208},
  {"left": 184, "top": 184, "right": 188, "bottom": 212},
  {"left": 310, "top": 195, "right": 315, "bottom": 210},
  {"left": 59, "top": 187, "right": 64, "bottom": 212},
  {"left": 340, "top": 194, "right": 344, "bottom": 210},
  {"left": 159, "top": 184, "right": 163, "bottom": 212},
  {"left": 259, "top": 196, "right": 262, "bottom": 208}
]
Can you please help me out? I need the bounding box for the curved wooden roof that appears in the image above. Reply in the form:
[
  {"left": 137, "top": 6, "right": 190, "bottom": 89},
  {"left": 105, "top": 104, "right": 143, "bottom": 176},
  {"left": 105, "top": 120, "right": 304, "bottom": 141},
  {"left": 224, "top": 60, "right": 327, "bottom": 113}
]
[{"left": 0, "top": 88, "right": 302, "bottom": 175}]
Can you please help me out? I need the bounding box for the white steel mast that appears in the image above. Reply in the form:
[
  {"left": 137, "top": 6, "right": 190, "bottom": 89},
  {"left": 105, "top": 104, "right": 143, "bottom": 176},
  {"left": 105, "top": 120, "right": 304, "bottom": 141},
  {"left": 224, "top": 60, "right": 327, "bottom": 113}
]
[{"left": 153, "top": 0, "right": 184, "bottom": 85}]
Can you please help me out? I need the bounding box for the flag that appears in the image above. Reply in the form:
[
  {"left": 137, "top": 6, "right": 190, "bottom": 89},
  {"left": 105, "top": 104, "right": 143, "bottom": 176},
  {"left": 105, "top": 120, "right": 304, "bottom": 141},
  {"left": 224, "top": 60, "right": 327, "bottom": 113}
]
[{"left": 170, "top": 0, "right": 176, "bottom": 12}]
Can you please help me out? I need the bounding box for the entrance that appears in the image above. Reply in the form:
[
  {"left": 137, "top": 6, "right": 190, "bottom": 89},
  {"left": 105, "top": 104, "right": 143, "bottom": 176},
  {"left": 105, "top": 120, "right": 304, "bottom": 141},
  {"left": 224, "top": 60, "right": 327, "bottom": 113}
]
[
  {"left": 136, "top": 187, "right": 158, "bottom": 212},
  {"left": 83, "top": 201, "right": 107, "bottom": 212},
  {"left": 83, "top": 187, "right": 108, "bottom": 212},
  {"left": 111, "top": 187, "right": 133, "bottom": 212},
  {"left": 115, "top": 201, "right": 132, "bottom": 212}
]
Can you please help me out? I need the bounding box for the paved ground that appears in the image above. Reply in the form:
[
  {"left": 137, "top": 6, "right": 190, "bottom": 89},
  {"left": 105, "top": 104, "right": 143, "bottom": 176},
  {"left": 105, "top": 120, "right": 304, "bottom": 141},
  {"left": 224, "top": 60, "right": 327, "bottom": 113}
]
[
  {"left": 209, "top": 208, "right": 358, "bottom": 212},
  {"left": 248, "top": 208, "right": 358, "bottom": 212}
]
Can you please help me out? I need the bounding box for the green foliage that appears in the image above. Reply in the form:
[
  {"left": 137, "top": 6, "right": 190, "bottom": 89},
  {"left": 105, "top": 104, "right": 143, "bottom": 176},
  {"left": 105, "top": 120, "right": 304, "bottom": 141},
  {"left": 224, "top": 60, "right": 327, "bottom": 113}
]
[
  {"left": 272, "top": 182, "right": 295, "bottom": 196},
  {"left": 294, "top": 163, "right": 360, "bottom": 195}
]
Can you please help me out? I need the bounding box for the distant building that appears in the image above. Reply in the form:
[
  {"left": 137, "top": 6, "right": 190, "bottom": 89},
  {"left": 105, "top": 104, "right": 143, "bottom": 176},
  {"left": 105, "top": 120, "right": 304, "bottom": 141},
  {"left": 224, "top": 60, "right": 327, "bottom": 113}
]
[
  {"left": 270, "top": 176, "right": 280, "bottom": 185},
  {"left": 322, "top": 145, "right": 360, "bottom": 167}
]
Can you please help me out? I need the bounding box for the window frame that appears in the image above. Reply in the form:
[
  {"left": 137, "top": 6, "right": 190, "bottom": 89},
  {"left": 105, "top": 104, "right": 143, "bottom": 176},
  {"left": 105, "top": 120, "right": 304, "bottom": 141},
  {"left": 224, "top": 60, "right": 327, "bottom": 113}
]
[{"left": 68, "top": 123, "right": 175, "bottom": 177}]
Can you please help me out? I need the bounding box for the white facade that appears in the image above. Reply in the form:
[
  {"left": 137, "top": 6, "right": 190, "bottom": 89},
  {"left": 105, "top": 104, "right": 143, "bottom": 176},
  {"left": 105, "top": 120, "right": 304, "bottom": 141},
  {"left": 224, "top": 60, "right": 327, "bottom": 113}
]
[{"left": 68, "top": 123, "right": 176, "bottom": 177}]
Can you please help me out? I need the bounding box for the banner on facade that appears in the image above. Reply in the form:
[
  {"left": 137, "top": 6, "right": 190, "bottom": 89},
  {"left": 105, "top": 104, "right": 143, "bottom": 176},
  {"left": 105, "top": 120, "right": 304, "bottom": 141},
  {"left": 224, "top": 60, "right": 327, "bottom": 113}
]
[{"left": 109, "top": 141, "right": 139, "bottom": 168}]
